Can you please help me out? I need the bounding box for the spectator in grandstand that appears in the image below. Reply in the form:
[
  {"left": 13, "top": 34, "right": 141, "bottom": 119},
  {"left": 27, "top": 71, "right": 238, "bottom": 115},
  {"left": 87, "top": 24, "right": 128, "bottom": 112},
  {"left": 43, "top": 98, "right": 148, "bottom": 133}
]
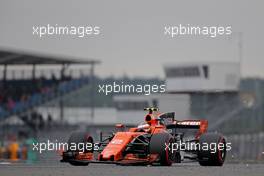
[
  {"left": 20, "top": 94, "right": 28, "bottom": 102},
  {"left": 7, "top": 97, "right": 15, "bottom": 110},
  {"left": 0, "top": 93, "right": 3, "bottom": 104},
  {"left": 0, "top": 106, "right": 5, "bottom": 116},
  {"left": 40, "top": 86, "right": 50, "bottom": 94}
]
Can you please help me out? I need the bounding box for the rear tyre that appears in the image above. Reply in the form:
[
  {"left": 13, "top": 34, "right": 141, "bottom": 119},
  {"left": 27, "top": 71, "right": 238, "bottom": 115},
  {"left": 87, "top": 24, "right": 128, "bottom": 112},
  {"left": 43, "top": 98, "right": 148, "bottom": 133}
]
[
  {"left": 149, "top": 133, "right": 175, "bottom": 166},
  {"left": 67, "top": 131, "right": 94, "bottom": 166},
  {"left": 198, "top": 133, "right": 226, "bottom": 166}
]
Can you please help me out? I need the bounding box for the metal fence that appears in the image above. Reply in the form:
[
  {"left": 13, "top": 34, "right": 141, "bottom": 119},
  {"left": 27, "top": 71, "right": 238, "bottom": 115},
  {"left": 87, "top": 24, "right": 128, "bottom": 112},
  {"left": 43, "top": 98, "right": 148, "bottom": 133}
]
[{"left": 227, "top": 132, "right": 264, "bottom": 161}]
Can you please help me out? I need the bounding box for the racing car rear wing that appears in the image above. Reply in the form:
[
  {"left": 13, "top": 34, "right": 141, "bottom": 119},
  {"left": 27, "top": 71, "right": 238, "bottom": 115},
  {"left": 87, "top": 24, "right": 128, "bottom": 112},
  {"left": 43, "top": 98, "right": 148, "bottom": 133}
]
[{"left": 166, "top": 120, "right": 208, "bottom": 138}]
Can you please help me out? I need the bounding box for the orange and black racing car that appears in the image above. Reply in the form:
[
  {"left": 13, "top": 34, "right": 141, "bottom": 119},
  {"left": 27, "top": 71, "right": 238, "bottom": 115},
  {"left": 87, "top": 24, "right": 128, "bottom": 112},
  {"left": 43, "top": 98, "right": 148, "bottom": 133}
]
[{"left": 61, "top": 108, "right": 227, "bottom": 166}]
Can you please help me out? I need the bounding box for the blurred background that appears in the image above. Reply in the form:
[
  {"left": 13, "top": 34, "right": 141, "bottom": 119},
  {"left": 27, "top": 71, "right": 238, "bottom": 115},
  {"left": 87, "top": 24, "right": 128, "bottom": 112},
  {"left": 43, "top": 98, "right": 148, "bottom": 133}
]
[{"left": 0, "top": 0, "right": 263, "bottom": 164}]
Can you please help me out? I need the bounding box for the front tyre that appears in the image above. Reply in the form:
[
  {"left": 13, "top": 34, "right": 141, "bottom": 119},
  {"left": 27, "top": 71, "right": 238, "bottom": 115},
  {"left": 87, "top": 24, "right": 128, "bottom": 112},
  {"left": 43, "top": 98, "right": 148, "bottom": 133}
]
[
  {"left": 149, "top": 133, "right": 175, "bottom": 166},
  {"left": 67, "top": 131, "right": 94, "bottom": 166}
]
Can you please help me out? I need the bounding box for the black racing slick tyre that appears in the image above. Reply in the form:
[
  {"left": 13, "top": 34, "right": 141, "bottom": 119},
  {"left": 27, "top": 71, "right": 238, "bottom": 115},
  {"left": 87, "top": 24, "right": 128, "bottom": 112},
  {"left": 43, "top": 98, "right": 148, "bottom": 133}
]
[
  {"left": 149, "top": 133, "right": 175, "bottom": 166},
  {"left": 67, "top": 131, "right": 94, "bottom": 166},
  {"left": 198, "top": 133, "right": 226, "bottom": 166},
  {"left": 68, "top": 160, "right": 88, "bottom": 166}
]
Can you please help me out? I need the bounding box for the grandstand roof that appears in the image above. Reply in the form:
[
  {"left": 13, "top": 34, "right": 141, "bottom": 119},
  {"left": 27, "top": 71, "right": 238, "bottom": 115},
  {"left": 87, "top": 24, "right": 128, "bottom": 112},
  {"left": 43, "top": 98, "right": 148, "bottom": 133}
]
[{"left": 0, "top": 49, "right": 100, "bottom": 65}]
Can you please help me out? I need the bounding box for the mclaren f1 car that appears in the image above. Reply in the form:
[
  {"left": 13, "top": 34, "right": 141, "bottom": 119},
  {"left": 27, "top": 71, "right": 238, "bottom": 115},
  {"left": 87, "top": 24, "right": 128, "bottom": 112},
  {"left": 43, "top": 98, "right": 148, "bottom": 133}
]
[{"left": 61, "top": 108, "right": 227, "bottom": 166}]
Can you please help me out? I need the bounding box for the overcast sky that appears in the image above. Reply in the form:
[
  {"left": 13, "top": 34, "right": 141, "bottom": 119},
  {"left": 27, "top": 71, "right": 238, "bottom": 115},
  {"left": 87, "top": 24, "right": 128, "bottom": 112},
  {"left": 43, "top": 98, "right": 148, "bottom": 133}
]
[{"left": 0, "top": 0, "right": 263, "bottom": 78}]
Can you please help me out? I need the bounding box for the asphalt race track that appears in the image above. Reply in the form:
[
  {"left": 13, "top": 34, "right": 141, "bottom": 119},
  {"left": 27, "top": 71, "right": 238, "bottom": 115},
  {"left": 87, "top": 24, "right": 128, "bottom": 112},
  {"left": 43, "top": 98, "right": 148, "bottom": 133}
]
[{"left": 0, "top": 162, "right": 263, "bottom": 176}]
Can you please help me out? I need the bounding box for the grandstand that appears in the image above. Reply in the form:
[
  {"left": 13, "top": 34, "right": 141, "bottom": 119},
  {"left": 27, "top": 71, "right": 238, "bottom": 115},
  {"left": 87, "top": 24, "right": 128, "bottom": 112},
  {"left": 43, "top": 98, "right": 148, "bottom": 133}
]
[{"left": 0, "top": 49, "right": 100, "bottom": 129}]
